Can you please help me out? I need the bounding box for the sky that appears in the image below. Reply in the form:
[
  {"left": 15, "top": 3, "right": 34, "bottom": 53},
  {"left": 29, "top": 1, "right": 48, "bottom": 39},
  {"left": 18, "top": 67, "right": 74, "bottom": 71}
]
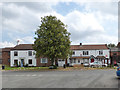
[{"left": 0, "top": 0, "right": 118, "bottom": 48}]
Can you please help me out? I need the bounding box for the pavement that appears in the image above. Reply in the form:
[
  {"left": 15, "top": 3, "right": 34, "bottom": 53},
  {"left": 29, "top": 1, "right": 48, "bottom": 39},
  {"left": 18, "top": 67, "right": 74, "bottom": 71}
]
[{"left": 1, "top": 69, "right": 120, "bottom": 88}]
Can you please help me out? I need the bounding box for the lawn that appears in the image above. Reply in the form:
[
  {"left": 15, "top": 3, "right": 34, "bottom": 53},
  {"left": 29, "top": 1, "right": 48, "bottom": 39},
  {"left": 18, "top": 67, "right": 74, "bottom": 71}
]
[{"left": 2, "top": 65, "right": 49, "bottom": 71}]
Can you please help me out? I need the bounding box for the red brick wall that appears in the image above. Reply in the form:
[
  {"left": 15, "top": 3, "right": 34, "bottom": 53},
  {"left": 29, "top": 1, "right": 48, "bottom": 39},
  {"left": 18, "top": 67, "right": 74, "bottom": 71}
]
[{"left": 2, "top": 51, "right": 10, "bottom": 66}]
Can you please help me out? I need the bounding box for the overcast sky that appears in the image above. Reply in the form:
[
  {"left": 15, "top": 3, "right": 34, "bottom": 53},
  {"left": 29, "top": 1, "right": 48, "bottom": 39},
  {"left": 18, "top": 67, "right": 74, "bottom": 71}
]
[{"left": 0, "top": 0, "right": 118, "bottom": 48}]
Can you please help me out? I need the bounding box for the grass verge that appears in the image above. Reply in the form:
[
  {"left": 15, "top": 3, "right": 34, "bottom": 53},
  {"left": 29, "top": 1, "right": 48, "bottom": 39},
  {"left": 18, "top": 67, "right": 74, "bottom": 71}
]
[{"left": 2, "top": 65, "right": 49, "bottom": 71}]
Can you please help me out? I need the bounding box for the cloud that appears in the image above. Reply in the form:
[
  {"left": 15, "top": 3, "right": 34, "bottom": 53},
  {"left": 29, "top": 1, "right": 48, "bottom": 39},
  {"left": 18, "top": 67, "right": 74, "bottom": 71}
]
[
  {"left": 0, "top": 41, "right": 15, "bottom": 48},
  {"left": 1, "top": 1, "right": 118, "bottom": 48},
  {"left": 16, "top": 36, "right": 34, "bottom": 44},
  {"left": 77, "top": 2, "right": 118, "bottom": 16},
  {"left": 2, "top": 3, "right": 40, "bottom": 33},
  {"left": 63, "top": 10, "right": 105, "bottom": 41}
]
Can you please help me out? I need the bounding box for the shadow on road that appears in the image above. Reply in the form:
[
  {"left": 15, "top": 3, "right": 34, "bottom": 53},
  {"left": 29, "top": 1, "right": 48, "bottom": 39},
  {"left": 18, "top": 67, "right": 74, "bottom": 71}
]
[{"left": 114, "top": 77, "right": 120, "bottom": 88}]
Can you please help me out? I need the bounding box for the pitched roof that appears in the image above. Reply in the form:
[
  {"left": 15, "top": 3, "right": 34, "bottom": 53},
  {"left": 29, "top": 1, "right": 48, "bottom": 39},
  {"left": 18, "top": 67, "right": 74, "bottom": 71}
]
[
  {"left": 2, "top": 47, "right": 14, "bottom": 51},
  {"left": 2, "top": 44, "right": 109, "bottom": 50},
  {"left": 117, "top": 42, "right": 120, "bottom": 48},
  {"left": 70, "top": 44, "right": 109, "bottom": 50},
  {"left": 12, "top": 44, "right": 33, "bottom": 50}
]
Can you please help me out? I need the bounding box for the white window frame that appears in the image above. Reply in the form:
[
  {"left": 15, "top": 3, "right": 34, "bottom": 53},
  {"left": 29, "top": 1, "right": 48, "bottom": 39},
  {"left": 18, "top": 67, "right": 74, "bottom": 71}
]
[
  {"left": 99, "top": 51, "right": 103, "bottom": 55},
  {"left": 28, "top": 51, "right": 32, "bottom": 56},
  {"left": 41, "top": 58, "right": 48, "bottom": 63},
  {"left": 14, "top": 51, "right": 18, "bottom": 56},
  {"left": 72, "top": 51, "right": 75, "bottom": 55},
  {"left": 83, "top": 51, "right": 89, "bottom": 55},
  {"left": 28, "top": 59, "right": 32, "bottom": 64}
]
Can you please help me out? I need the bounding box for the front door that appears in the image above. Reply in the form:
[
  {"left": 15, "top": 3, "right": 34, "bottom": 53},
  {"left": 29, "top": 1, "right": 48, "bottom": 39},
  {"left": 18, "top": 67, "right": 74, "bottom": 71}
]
[
  {"left": 91, "top": 58, "right": 94, "bottom": 63},
  {"left": 21, "top": 59, "right": 24, "bottom": 67},
  {"left": 14, "top": 60, "right": 18, "bottom": 66}
]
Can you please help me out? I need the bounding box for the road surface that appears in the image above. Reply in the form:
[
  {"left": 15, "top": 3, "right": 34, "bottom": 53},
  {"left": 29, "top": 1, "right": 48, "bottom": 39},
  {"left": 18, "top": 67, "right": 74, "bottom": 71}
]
[{"left": 1, "top": 69, "right": 120, "bottom": 88}]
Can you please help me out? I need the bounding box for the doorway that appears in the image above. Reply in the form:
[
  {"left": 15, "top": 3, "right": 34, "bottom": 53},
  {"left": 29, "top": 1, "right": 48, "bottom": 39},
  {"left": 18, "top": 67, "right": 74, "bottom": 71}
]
[
  {"left": 21, "top": 59, "right": 24, "bottom": 67},
  {"left": 91, "top": 58, "right": 94, "bottom": 63}
]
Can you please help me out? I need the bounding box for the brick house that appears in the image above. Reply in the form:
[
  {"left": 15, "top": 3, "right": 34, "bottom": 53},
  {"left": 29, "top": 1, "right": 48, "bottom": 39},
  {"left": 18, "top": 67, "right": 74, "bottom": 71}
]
[
  {"left": 110, "top": 42, "right": 120, "bottom": 65},
  {"left": 2, "top": 47, "right": 13, "bottom": 66}
]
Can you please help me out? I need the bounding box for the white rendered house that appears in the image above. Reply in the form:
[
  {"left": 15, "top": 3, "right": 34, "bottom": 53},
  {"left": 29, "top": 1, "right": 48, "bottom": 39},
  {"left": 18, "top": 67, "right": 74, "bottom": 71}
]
[
  {"left": 10, "top": 44, "right": 36, "bottom": 67},
  {"left": 69, "top": 43, "right": 110, "bottom": 66}
]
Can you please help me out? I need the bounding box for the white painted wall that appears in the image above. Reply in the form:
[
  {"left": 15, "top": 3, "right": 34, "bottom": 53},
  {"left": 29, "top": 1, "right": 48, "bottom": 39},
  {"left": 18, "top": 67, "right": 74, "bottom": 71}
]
[
  {"left": 69, "top": 49, "right": 110, "bottom": 65},
  {"left": 10, "top": 50, "right": 36, "bottom": 67},
  {"left": 72, "top": 49, "right": 110, "bottom": 58}
]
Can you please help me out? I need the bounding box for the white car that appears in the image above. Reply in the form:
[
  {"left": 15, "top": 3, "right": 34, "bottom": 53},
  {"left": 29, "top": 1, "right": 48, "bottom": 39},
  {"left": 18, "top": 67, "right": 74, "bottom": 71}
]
[
  {"left": 90, "top": 61, "right": 107, "bottom": 67},
  {"left": 84, "top": 63, "right": 89, "bottom": 67},
  {"left": 89, "top": 61, "right": 101, "bottom": 67}
]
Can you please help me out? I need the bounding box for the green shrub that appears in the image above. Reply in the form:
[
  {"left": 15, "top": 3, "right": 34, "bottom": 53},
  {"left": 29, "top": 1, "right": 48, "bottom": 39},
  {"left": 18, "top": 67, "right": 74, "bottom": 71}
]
[
  {"left": 49, "top": 65, "right": 57, "bottom": 69},
  {"left": 53, "top": 65, "right": 57, "bottom": 69}
]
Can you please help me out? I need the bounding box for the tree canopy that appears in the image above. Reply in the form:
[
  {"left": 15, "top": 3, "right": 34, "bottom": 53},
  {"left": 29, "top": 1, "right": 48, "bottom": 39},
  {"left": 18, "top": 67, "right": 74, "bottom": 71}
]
[
  {"left": 33, "top": 15, "right": 71, "bottom": 65},
  {"left": 107, "top": 43, "right": 116, "bottom": 48}
]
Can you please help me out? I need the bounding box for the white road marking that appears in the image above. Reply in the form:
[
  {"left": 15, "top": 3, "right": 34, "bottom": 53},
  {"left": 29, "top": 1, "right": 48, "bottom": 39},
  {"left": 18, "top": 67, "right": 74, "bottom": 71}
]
[{"left": 32, "top": 74, "right": 36, "bottom": 76}]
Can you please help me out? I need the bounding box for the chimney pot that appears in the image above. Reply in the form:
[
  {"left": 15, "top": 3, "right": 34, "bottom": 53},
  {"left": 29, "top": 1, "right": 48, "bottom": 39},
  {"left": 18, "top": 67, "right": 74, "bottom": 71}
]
[{"left": 80, "top": 43, "right": 82, "bottom": 46}]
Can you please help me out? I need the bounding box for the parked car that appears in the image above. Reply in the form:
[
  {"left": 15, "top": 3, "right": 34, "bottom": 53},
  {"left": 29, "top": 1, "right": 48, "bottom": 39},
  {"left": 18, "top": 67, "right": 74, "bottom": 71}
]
[
  {"left": 89, "top": 61, "right": 102, "bottom": 68},
  {"left": 90, "top": 61, "right": 108, "bottom": 68},
  {"left": 116, "top": 67, "right": 120, "bottom": 77},
  {"left": 84, "top": 63, "right": 89, "bottom": 67},
  {"left": 102, "top": 63, "right": 108, "bottom": 67}
]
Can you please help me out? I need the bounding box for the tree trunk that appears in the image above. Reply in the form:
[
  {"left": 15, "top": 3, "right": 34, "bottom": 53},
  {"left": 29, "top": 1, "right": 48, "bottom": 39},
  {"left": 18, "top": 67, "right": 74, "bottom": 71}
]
[{"left": 51, "top": 58, "right": 54, "bottom": 66}]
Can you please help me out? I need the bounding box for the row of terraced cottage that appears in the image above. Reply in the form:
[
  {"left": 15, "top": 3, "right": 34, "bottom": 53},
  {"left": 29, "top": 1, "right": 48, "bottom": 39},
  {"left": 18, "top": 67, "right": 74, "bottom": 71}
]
[{"left": 0, "top": 42, "right": 120, "bottom": 67}]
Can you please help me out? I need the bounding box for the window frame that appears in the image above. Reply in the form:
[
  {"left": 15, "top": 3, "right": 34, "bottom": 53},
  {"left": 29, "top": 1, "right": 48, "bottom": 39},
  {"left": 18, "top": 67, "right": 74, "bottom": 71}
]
[
  {"left": 78, "top": 59, "right": 80, "bottom": 63},
  {"left": 113, "top": 53, "right": 117, "bottom": 56},
  {"left": 14, "top": 51, "right": 18, "bottom": 56},
  {"left": 99, "top": 51, "right": 103, "bottom": 55},
  {"left": 28, "top": 51, "right": 32, "bottom": 56},
  {"left": 8, "top": 59, "right": 10, "bottom": 63},
  {"left": 14, "top": 59, "right": 18, "bottom": 65},
  {"left": 72, "top": 51, "right": 75, "bottom": 55},
  {"left": 83, "top": 51, "right": 89, "bottom": 55},
  {"left": 28, "top": 59, "right": 32, "bottom": 64},
  {"left": 41, "top": 58, "right": 48, "bottom": 63}
]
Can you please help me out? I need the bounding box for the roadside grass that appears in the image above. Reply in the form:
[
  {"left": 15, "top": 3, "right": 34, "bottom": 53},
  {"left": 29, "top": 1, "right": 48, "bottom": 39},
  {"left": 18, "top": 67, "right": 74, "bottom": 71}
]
[
  {"left": 0, "top": 64, "right": 1, "bottom": 69},
  {"left": 1, "top": 65, "right": 117, "bottom": 71},
  {"left": 2, "top": 65, "right": 49, "bottom": 71},
  {"left": 60, "top": 66, "right": 117, "bottom": 71}
]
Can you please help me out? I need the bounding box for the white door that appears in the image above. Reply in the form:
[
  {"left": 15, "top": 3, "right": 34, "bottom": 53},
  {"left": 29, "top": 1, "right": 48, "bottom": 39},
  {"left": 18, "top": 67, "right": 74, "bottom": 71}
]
[{"left": 58, "top": 59, "right": 65, "bottom": 67}]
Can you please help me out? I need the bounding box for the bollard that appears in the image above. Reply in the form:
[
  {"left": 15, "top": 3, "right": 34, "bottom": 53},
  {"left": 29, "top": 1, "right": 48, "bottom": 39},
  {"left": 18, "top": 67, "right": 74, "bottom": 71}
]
[
  {"left": 2, "top": 65, "right": 5, "bottom": 70},
  {"left": 63, "top": 64, "right": 66, "bottom": 68}
]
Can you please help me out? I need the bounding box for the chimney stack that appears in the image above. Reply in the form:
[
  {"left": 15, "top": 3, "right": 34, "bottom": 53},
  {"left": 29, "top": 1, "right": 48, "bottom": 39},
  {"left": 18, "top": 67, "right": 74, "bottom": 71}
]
[
  {"left": 80, "top": 43, "right": 82, "bottom": 46},
  {"left": 17, "top": 40, "right": 20, "bottom": 45}
]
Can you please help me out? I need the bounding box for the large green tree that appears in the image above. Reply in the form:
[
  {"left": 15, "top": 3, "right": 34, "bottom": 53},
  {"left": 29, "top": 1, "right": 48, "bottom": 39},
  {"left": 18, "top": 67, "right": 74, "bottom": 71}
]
[{"left": 33, "top": 15, "right": 71, "bottom": 65}]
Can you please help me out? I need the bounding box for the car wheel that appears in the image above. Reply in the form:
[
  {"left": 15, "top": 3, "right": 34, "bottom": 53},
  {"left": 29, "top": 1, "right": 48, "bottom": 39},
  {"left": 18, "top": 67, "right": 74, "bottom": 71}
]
[{"left": 102, "top": 65, "right": 105, "bottom": 67}]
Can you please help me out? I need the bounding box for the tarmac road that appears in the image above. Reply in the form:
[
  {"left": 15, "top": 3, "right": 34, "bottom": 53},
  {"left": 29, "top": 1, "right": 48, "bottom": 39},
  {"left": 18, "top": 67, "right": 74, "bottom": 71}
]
[{"left": 1, "top": 69, "right": 120, "bottom": 88}]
